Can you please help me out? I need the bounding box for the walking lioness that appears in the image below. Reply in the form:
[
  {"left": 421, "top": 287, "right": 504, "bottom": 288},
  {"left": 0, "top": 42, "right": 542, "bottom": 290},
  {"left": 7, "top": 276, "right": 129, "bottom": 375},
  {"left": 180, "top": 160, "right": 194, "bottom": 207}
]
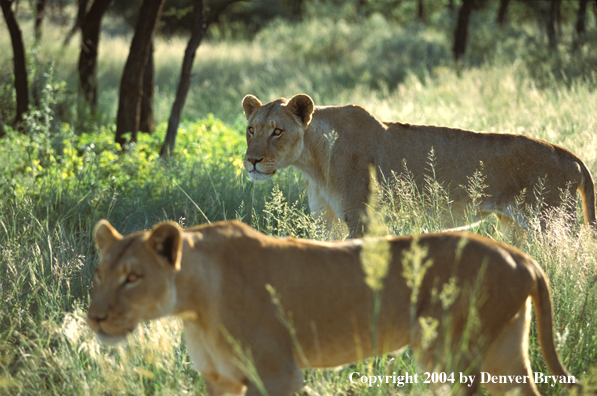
[
  {"left": 88, "top": 219, "right": 581, "bottom": 396},
  {"left": 242, "top": 94, "right": 596, "bottom": 236}
]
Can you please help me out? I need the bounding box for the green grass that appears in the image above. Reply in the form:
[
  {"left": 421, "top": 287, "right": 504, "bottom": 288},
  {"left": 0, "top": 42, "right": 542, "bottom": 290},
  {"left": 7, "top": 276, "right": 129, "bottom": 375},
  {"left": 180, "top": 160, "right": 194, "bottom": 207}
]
[{"left": 1, "top": 5, "right": 597, "bottom": 395}]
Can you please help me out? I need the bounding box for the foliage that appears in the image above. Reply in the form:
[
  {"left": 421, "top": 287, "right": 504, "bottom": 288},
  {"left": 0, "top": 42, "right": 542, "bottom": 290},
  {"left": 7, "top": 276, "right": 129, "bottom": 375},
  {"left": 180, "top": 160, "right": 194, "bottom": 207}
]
[
  {"left": 0, "top": 113, "right": 277, "bottom": 226},
  {"left": 2, "top": 1, "right": 595, "bottom": 129},
  {"left": 111, "top": 0, "right": 303, "bottom": 38},
  {"left": 0, "top": 112, "right": 307, "bottom": 395},
  {"left": 1, "top": 74, "right": 596, "bottom": 394},
  {"left": 1, "top": 3, "right": 597, "bottom": 395}
]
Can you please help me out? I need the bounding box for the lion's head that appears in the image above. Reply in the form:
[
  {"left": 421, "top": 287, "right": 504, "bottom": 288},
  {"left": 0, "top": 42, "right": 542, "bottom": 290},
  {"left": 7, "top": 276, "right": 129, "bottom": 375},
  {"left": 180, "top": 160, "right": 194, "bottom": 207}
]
[
  {"left": 87, "top": 220, "right": 183, "bottom": 344},
  {"left": 242, "top": 94, "right": 315, "bottom": 181}
]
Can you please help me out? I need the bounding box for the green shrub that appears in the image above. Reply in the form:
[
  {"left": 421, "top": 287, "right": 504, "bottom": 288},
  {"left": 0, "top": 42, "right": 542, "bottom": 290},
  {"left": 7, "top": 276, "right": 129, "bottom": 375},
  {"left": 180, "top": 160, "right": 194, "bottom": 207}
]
[{"left": 1, "top": 6, "right": 596, "bottom": 394}]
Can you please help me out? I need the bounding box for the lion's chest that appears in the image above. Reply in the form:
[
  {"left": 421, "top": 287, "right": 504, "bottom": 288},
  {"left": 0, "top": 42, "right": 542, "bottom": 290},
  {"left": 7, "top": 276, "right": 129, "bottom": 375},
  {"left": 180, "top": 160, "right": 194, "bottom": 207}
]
[{"left": 304, "top": 174, "right": 343, "bottom": 217}]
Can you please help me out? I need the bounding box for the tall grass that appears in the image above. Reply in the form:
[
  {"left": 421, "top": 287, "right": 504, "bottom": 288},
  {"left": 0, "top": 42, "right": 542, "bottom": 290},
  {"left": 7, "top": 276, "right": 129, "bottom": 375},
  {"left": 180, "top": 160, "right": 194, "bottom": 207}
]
[{"left": 1, "top": 6, "right": 596, "bottom": 396}]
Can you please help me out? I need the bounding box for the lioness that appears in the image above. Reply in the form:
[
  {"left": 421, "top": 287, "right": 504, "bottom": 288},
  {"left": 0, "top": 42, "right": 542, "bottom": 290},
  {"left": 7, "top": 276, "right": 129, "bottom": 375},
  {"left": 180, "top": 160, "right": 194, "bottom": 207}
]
[
  {"left": 242, "top": 94, "right": 596, "bottom": 237},
  {"left": 88, "top": 219, "right": 580, "bottom": 396}
]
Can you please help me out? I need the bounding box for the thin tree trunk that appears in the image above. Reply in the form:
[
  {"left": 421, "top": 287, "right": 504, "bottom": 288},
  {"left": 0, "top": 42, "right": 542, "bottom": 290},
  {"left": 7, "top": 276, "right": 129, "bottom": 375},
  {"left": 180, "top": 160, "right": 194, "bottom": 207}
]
[
  {"left": 1, "top": 0, "right": 29, "bottom": 127},
  {"left": 35, "top": 0, "right": 45, "bottom": 41},
  {"left": 64, "top": 0, "right": 89, "bottom": 46},
  {"left": 139, "top": 42, "right": 155, "bottom": 133},
  {"left": 417, "top": 0, "right": 425, "bottom": 21},
  {"left": 356, "top": 0, "right": 365, "bottom": 17},
  {"left": 161, "top": 0, "right": 206, "bottom": 158},
  {"left": 78, "top": 0, "right": 113, "bottom": 109},
  {"left": 160, "top": 0, "right": 247, "bottom": 157},
  {"left": 452, "top": 0, "right": 474, "bottom": 61},
  {"left": 496, "top": 0, "right": 510, "bottom": 27},
  {"left": 115, "top": 0, "right": 165, "bottom": 147},
  {"left": 576, "top": 0, "right": 589, "bottom": 36},
  {"left": 546, "top": 0, "right": 561, "bottom": 49}
]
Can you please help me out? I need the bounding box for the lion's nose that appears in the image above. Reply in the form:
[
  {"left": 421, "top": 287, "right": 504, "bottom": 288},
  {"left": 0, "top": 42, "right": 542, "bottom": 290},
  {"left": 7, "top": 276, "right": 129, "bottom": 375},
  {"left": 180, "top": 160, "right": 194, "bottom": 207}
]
[
  {"left": 247, "top": 157, "right": 263, "bottom": 166},
  {"left": 87, "top": 311, "right": 107, "bottom": 327}
]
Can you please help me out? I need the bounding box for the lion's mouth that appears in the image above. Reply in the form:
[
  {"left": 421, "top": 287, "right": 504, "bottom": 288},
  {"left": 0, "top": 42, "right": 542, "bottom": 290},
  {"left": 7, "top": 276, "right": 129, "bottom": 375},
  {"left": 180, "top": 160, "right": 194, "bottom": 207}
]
[
  {"left": 94, "top": 329, "right": 129, "bottom": 345},
  {"left": 249, "top": 169, "right": 276, "bottom": 181},
  {"left": 92, "top": 324, "right": 136, "bottom": 345}
]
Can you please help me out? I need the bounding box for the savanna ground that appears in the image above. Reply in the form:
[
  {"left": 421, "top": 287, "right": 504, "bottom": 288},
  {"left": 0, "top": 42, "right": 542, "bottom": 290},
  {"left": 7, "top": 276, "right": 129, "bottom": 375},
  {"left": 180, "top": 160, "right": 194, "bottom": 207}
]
[{"left": 1, "top": 3, "right": 597, "bottom": 395}]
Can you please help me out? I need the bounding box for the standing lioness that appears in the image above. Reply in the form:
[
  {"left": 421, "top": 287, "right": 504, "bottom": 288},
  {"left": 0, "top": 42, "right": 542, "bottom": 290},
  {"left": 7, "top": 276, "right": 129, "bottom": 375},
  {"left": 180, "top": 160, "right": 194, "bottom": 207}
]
[
  {"left": 242, "top": 94, "right": 595, "bottom": 236},
  {"left": 88, "top": 219, "right": 581, "bottom": 396}
]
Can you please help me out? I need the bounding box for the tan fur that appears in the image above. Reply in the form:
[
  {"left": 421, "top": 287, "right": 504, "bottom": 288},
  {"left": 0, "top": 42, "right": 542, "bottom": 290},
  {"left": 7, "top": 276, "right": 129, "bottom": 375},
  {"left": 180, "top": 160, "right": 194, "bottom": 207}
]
[
  {"left": 88, "top": 219, "right": 581, "bottom": 396},
  {"left": 242, "top": 94, "right": 596, "bottom": 237}
]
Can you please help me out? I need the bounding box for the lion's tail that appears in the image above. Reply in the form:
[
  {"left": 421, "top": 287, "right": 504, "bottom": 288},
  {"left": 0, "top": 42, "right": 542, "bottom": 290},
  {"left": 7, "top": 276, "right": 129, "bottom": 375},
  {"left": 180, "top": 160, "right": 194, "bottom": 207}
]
[
  {"left": 530, "top": 263, "right": 580, "bottom": 391},
  {"left": 577, "top": 158, "right": 597, "bottom": 227},
  {"left": 557, "top": 146, "right": 596, "bottom": 227}
]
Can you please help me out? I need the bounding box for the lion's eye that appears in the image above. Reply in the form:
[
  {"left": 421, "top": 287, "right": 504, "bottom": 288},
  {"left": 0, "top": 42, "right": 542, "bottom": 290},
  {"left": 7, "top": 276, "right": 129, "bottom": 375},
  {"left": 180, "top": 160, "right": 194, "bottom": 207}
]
[
  {"left": 124, "top": 273, "right": 141, "bottom": 285},
  {"left": 247, "top": 127, "right": 254, "bottom": 135},
  {"left": 272, "top": 128, "right": 282, "bottom": 136}
]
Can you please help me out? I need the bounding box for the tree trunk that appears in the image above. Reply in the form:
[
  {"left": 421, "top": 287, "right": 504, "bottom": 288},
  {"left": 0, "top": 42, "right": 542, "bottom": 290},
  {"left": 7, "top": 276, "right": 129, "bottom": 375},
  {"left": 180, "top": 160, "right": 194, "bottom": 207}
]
[
  {"left": 115, "top": 0, "right": 165, "bottom": 147},
  {"left": 452, "top": 0, "right": 474, "bottom": 61},
  {"left": 546, "top": 0, "right": 561, "bottom": 49},
  {"left": 64, "top": 0, "right": 89, "bottom": 47},
  {"left": 139, "top": 42, "right": 156, "bottom": 133},
  {"left": 1, "top": 0, "right": 29, "bottom": 127},
  {"left": 78, "top": 0, "right": 113, "bottom": 109},
  {"left": 496, "top": 0, "right": 510, "bottom": 27},
  {"left": 35, "top": 0, "right": 45, "bottom": 41},
  {"left": 417, "top": 0, "right": 425, "bottom": 21},
  {"left": 160, "top": 0, "right": 207, "bottom": 158},
  {"left": 160, "top": 0, "right": 247, "bottom": 158},
  {"left": 576, "top": 0, "right": 589, "bottom": 36}
]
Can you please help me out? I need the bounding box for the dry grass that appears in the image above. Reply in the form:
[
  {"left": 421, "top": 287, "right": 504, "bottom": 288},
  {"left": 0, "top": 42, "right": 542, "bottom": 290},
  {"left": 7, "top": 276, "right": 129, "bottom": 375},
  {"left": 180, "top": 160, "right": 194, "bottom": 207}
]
[{"left": 1, "top": 6, "right": 596, "bottom": 395}]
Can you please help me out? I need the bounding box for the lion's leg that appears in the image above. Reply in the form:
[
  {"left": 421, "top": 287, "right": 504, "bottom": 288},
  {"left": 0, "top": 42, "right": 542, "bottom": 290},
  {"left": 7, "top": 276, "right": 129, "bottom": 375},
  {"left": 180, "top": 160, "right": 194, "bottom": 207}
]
[
  {"left": 344, "top": 208, "right": 364, "bottom": 238},
  {"left": 305, "top": 179, "right": 343, "bottom": 238},
  {"left": 203, "top": 373, "right": 246, "bottom": 396},
  {"left": 242, "top": 335, "right": 304, "bottom": 396},
  {"left": 544, "top": 190, "right": 578, "bottom": 230},
  {"left": 411, "top": 331, "right": 482, "bottom": 395},
  {"left": 481, "top": 299, "right": 539, "bottom": 396},
  {"left": 497, "top": 214, "right": 515, "bottom": 240},
  {"left": 322, "top": 205, "right": 344, "bottom": 239},
  {"left": 497, "top": 212, "right": 530, "bottom": 245},
  {"left": 449, "top": 378, "right": 481, "bottom": 396},
  {"left": 244, "top": 364, "right": 303, "bottom": 396}
]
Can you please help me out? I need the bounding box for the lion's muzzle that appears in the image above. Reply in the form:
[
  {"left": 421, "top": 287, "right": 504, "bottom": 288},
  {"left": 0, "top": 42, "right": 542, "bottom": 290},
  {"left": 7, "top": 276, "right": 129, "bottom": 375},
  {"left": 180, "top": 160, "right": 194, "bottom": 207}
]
[{"left": 244, "top": 156, "right": 276, "bottom": 181}]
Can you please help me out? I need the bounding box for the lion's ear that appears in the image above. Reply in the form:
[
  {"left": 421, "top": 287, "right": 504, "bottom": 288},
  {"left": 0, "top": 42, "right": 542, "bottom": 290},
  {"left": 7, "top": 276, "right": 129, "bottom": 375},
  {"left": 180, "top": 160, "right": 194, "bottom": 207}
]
[
  {"left": 285, "top": 94, "right": 314, "bottom": 127},
  {"left": 148, "top": 222, "right": 183, "bottom": 270},
  {"left": 242, "top": 94, "right": 262, "bottom": 120},
  {"left": 94, "top": 220, "right": 122, "bottom": 259}
]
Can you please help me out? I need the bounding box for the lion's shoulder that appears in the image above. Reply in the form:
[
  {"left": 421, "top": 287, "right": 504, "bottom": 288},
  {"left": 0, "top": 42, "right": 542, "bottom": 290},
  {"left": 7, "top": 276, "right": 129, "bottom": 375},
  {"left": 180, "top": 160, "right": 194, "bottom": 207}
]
[
  {"left": 184, "top": 220, "right": 270, "bottom": 252},
  {"left": 312, "top": 104, "right": 387, "bottom": 132},
  {"left": 187, "top": 220, "right": 261, "bottom": 238}
]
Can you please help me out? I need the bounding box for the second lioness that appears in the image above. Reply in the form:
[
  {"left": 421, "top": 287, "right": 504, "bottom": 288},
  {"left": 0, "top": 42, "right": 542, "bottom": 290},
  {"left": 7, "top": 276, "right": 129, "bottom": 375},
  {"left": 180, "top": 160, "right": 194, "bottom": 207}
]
[{"left": 242, "top": 94, "right": 596, "bottom": 236}]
